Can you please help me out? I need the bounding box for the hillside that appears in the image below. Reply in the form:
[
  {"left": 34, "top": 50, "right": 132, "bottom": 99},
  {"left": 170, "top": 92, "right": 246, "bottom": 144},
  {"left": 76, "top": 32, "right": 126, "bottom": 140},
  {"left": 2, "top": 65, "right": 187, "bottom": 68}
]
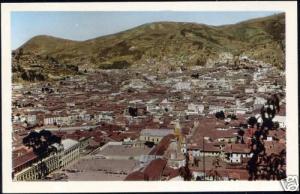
[{"left": 12, "top": 13, "right": 285, "bottom": 82}]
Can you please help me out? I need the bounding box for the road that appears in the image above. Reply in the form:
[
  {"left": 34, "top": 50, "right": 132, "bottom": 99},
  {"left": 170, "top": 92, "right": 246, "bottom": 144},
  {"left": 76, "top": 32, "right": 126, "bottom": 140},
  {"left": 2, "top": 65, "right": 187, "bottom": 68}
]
[{"left": 35, "top": 125, "right": 101, "bottom": 132}]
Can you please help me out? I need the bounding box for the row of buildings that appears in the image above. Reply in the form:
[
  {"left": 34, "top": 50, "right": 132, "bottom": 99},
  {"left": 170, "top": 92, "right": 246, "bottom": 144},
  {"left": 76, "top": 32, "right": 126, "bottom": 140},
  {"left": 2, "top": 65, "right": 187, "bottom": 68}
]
[
  {"left": 12, "top": 55, "right": 286, "bottom": 181},
  {"left": 13, "top": 139, "right": 80, "bottom": 181}
]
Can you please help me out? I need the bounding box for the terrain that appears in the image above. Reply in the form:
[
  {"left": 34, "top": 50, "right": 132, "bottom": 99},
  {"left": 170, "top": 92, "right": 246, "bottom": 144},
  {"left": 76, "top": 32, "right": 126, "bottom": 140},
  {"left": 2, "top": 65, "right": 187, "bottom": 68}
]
[{"left": 12, "top": 13, "right": 285, "bottom": 82}]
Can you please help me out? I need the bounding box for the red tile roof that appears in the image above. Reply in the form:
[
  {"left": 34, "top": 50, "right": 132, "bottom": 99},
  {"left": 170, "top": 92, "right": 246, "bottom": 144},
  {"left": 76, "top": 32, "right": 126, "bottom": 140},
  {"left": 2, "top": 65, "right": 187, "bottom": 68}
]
[
  {"left": 13, "top": 151, "right": 37, "bottom": 169},
  {"left": 124, "top": 171, "right": 147, "bottom": 181},
  {"left": 162, "top": 166, "right": 180, "bottom": 179},
  {"left": 143, "top": 158, "right": 167, "bottom": 180},
  {"left": 149, "top": 134, "right": 176, "bottom": 156},
  {"left": 223, "top": 143, "right": 251, "bottom": 154},
  {"left": 264, "top": 141, "right": 285, "bottom": 155}
]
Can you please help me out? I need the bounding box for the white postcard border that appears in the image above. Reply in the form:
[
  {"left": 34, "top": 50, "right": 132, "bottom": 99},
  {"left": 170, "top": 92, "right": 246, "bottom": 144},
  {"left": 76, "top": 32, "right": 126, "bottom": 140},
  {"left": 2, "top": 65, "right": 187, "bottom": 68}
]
[{"left": 1, "top": 1, "right": 298, "bottom": 192}]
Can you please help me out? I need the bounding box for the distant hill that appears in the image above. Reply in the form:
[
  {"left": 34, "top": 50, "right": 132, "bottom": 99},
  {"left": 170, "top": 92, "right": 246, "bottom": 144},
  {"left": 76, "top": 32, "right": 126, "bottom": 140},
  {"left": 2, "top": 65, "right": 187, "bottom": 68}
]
[{"left": 12, "top": 13, "right": 285, "bottom": 82}]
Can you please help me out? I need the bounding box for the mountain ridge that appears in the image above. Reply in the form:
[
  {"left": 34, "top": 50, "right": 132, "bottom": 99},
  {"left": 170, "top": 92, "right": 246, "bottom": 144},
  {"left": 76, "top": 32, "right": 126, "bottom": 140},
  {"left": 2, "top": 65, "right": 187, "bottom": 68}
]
[{"left": 12, "top": 13, "right": 285, "bottom": 82}]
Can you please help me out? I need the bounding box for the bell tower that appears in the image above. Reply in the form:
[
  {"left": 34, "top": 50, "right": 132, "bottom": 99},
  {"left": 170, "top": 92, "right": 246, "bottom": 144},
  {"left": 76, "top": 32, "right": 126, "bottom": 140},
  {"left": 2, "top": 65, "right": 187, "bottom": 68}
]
[{"left": 174, "top": 120, "right": 182, "bottom": 152}]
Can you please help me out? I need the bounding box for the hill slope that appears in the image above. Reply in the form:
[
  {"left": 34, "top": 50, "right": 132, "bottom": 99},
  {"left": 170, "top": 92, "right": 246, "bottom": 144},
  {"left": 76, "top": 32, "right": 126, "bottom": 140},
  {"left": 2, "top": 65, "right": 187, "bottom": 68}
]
[{"left": 12, "top": 13, "right": 285, "bottom": 82}]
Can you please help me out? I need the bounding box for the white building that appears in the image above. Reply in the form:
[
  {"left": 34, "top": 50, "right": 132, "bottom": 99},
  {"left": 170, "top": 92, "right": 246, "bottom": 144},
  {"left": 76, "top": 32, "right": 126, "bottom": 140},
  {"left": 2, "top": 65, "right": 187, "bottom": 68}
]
[
  {"left": 258, "top": 85, "right": 267, "bottom": 93},
  {"left": 27, "top": 114, "right": 37, "bottom": 125},
  {"left": 174, "top": 82, "right": 191, "bottom": 91},
  {"left": 96, "top": 111, "right": 114, "bottom": 122},
  {"left": 44, "top": 115, "right": 70, "bottom": 126},
  {"left": 245, "top": 88, "right": 255, "bottom": 94},
  {"left": 186, "top": 103, "right": 204, "bottom": 115},
  {"left": 208, "top": 105, "right": 225, "bottom": 114},
  {"left": 224, "top": 144, "right": 253, "bottom": 164},
  {"left": 227, "top": 152, "right": 253, "bottom": 164},
  {"left": 59, "top": 139, "right": 80, "bottom": 167},
  {"left": 273, "top": 115, "right": 286, "bottom": 128},
  {"left": 139, "top": 128, "right": 174, "bottom": 144},
  {"left": 13, "top": 139, "right": 80, "bottom": 181},
  {"left": 234, "top": 107, "right": 249, "bottom": 115},
  {"left": 253, "top": 97, "right": 267, "bottom": 110}
]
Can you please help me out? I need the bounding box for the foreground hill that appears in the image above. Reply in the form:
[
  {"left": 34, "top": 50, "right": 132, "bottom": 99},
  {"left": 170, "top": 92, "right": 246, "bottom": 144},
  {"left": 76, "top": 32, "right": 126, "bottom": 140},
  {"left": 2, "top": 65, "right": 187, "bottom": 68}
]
[{"left": 12, "top": 13, "right": 285, "bottom": 82}]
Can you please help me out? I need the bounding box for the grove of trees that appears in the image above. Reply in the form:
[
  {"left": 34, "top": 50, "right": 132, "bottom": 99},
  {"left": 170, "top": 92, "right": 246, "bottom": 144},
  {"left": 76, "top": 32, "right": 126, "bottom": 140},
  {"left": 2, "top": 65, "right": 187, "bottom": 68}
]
[{"left": 247, "top": 94, "right": 286, "bottom": 180}]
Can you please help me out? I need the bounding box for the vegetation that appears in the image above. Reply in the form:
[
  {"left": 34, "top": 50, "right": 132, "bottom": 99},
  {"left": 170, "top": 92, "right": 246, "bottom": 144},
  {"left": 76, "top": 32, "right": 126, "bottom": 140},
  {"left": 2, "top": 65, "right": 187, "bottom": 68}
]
[
  {"left": 12, "top": 13, "right": 285, "bottom": 82},
  {"left": 247, "top": 94, "right": 286, "bottom": 180},
  {"left": 248, "top": 116, "right": 258, "bottom": 128},
  {"left": 215, "top": 111, "right": 225, "bottom": 120},
  {"left": 22, "top": 130, "right": 62, "bottom": 179}
]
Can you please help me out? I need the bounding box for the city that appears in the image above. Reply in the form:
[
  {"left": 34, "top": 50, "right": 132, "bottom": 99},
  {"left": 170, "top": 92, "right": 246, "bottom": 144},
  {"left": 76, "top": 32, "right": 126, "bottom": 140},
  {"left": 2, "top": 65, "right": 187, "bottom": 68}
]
[{"left": 12, "top": 53, "right": 286, "bottom": 181}]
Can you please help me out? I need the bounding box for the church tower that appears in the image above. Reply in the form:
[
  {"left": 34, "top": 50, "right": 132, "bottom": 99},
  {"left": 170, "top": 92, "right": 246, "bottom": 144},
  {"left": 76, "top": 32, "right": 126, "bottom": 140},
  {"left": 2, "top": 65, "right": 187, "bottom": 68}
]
[{"left": 174, "top": 120, "right": 183, "bottom": 152}]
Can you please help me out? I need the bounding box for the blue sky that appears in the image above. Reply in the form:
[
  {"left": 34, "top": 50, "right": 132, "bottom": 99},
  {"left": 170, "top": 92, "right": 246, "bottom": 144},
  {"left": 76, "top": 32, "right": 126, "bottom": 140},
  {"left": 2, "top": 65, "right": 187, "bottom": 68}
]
[{"left": 11, "top": 11, "right": 280, "bottom": 49}]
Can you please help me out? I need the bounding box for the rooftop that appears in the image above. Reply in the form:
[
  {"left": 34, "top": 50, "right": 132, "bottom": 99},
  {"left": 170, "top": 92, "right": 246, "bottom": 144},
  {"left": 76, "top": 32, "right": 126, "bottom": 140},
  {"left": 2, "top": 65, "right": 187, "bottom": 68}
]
[
  {"left": 62, "top": 138, "right": 79, "bottom": 150},
  {"left": 140, "top": 128, "right": 173, "bottom": 137}
]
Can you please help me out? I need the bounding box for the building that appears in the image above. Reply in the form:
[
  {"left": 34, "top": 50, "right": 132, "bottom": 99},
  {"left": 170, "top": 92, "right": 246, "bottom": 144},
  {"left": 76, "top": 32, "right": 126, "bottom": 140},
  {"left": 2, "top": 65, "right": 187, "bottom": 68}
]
[
  {"left": 223, "top": 144, "right": 252, "bottom": 164},
  {"left": 139, "top": 128, "right": 174, "bottom": 144},
  {"left": 13, "top": 151, "right": 60, "bottom": 181},
  {"left": 186, "top": 103, "right": 204, "bottom": 115},
  {"left": 79, "top": 136, "right": 91, "bottom": 153},
  {"left": 26, "top": 114, "right": 37, "bottom": 125},
  {"left": 13, "top": 139, "right": 80, "bottom": 181},
  {"left": 272, "top": 115, "right": 286, "bottom": 128},
  {"left": 59, "top": 139, "right": 80, "bottom": 168},
  {"left": 125, "top": 158, "right": 168, "bottom": 181},
  {"left": 174, "top": 82, "right": 191, "bottom": 91},
  {"left": 253, "top": 97, "right": 267, "bottom": 110},
  {"left": 208, "top": 105, "right": 225, "bottom": 114},
  {"left": 43, "top": 115, "right": 71, "bottom": 126}
]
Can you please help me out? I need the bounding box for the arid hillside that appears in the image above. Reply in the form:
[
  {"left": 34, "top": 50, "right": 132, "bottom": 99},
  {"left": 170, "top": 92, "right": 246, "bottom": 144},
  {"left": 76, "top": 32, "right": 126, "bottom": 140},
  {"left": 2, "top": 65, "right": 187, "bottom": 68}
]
[{"left": 12, "top": 13, "right": 285, "bottom": 82}]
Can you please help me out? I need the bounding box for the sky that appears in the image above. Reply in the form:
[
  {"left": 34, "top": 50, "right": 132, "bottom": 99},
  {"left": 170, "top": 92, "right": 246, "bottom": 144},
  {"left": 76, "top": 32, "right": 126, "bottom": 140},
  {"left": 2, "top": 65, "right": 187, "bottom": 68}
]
[{"left": 11, "top": 11, "right": 280, "bottom": 49}]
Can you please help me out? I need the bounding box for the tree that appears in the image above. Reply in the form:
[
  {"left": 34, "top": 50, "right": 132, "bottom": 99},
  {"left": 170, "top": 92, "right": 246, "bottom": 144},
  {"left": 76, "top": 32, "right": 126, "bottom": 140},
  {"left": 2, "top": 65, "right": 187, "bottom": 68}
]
[
  {"left": 273, "top": 122, "right": 280, "bottom": 129},
  {"left": 260, "top": 104, "right": 275, "bottom": 130},
  {"left": 247, "top": 93, "right": 285, "bottom": 180},
  {"left": 227, "top": 114, "right": 237, "bottom": 120},
  {"left": 128, "top": 107, "right": 138, "bottom": 117},
  {"left": 22, "top": 130, "right": 61, "bottom": 179},
  {"left": 248, "top": 116, "right": 257, "bottom": 128},
  {"left": 238, "top": 129, "right": 245, "bottom": 144},
  {"left": 215, "top": 111, "right": 225, "bottom": 120}
]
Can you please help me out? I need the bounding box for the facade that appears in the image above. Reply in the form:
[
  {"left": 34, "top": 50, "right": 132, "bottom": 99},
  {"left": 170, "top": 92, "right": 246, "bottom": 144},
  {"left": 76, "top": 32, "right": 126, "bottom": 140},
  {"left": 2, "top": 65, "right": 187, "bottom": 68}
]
[
  {"left": 186, "top": 103, "right": 204, "bottom": 115},
  {"left": 13, "top": 139, "right": 80, "bottom": 181},
  {"left": 26, "top": 114, "right": 37, "bottom": 125},
  {"left": 13, "top": 153, "right": 60, "bottom": 181},
  {"left": 44, "top": 116, "right": 70, "bottom": 126},
  {"left": 174, "top": 82, "right": 191, "bottom": 91},
  {"left": 226, "top": 152, "right": 253, "bottom": 163},
  {"left": 272, "top": 115, "right": 286, "bottom": 128},
  {"left": 59, "top": 139, "right": 80, "bottom": 168},
  {"left": 139, "top": 128, "right": 174, "bottom": 144},
  {"left": 208, "top": 105, "right": 225, "bottom": 114},
  {"left": 223, "top": 144, "right": 252, "bottom": 164},
  {"left": 79, "top": 136, "right": 91, "bottom": 153}
]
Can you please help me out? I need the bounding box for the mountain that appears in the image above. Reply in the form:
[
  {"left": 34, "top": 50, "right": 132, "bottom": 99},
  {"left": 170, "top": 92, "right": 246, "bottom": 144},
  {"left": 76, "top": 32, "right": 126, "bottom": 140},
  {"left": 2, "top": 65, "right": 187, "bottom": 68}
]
[{"left": 12, "top": 13, "right": 285, "bottom": 82}]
